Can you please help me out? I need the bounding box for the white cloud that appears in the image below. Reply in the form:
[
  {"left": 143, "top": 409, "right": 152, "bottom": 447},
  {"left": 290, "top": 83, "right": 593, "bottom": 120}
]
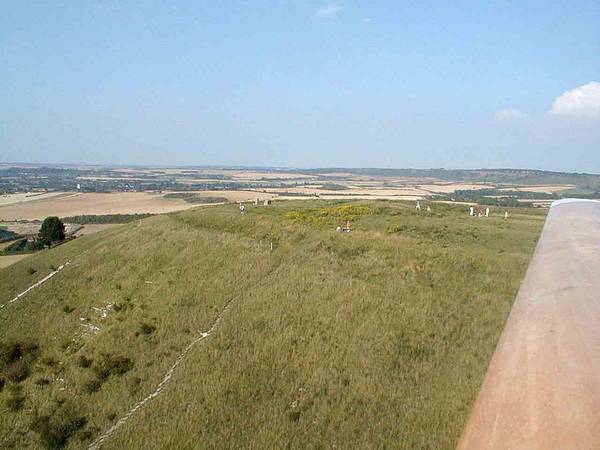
[
  {"left": 548, "top": 81, "right": 600, "bottom": 118},
  {"left": 315, "top": 3, "right": 342, "bottom": 18},
  {"left": 494, "top": 108, "right": 527, "bottom": 121}
]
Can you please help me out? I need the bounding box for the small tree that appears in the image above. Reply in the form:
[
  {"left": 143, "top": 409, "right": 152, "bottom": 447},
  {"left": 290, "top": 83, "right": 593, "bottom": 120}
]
[{"left": 39, "top": 216, "right": 65, "bottom": 244}]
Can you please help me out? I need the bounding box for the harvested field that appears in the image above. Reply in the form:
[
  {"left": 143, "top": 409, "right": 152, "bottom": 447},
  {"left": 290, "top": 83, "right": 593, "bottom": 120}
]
[
  {"left": 0, "top": 192, "right": 198, "bottom": 221},
  {"left": 269, "top": 186, "right": 427, "bottom": 197},
  {"left": 222, "top": 170, "right": 315, "bottom": 180},
  {"left": 0, "top": 254, "right": 29, "bottom": 269},
  {"left": 417, "top": 183, "right": 496, "bottom": 193},
  {"left": 0, "top": 192, "right": 70, "bottom": 206},
  {"left": 501, "top": 185, "right": 577, "bottom": 193},
  {"left": 279, "top": 194, "right": 423, "bottom": 201},
  {"left": 0, "top": 221, "right": 41, "bottom": 235}
]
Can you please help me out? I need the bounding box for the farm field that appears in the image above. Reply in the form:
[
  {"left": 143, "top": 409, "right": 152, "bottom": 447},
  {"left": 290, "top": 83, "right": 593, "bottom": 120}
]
[
  {"left": 0, "top": 192, "right": 198, "bottom": 221},
  {"left": 3, "top": 166, "right": 599, "bottom": 223},
  {"left": 0, "top": 254, "right": 29, "bottom": 269},
  {"left": 0, "top": 200, "right": 545, "bottom": 449},
  {"left": 0, "top": 192, "right": 69, "bottom": 207}
]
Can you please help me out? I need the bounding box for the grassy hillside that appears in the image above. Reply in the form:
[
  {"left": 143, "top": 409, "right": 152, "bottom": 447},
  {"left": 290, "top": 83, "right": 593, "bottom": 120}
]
[{"left": 0, "top": 200, "right": 545, "bottom": 449}]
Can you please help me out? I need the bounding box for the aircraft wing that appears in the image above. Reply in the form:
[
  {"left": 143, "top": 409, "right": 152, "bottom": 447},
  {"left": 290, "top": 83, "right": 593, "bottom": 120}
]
[{"left": 459, "top": 199, "right": 600, "bottom": 449}]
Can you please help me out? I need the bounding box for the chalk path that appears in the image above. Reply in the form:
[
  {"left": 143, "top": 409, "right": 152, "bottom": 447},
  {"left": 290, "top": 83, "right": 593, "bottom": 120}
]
[
  {"left": 87, "top": 293, "right": 240, "bottom": 450},
  {"left": 0, "top": 261, "right": 71, "bottom": 309}
]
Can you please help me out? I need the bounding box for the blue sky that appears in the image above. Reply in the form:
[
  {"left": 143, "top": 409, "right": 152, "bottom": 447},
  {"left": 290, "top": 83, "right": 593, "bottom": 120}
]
[{"left": 1, "top": 1, "right": 599, "bottom": 171}]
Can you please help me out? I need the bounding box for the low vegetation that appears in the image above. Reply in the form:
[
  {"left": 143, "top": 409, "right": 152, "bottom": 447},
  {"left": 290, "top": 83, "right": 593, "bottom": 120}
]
[
  {"left": 433, "top": 188, "right": 561, "bottom": 207},
  {"left": 0, "top": 200, "right": 545, "bottom": 449},
  {"left": 284, "top": 204, "right": 375, "bottom": 227},
  {"left": 1, "top": 239, "right": 45, "bottom": 255},
  {"left": 0, "top": 228, "right": 19, "bottom": 242},
  {"left": 61, "top": 214, "right": 155, "bottom": 224},
  {"left": 162, "top": 193, "right": 229, "bottom": 204},
  {"left": 317, "top": 183, "right": 349, "bottom": 191}
]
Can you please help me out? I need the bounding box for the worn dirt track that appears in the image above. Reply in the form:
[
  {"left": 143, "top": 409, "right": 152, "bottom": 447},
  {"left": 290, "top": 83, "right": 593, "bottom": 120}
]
[{"left": 459, "top": 199, "right": 600, "bottom": 449}]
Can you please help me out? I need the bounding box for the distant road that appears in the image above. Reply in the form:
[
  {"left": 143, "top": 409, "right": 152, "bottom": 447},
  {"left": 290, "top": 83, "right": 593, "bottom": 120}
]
[{"left": 459, "top": 199, "right": 600, "bottom": 449}]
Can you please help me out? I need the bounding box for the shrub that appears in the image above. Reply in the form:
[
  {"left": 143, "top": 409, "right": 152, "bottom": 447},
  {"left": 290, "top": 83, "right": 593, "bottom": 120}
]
[
  {"left": 139, "top": 322, "right": 156, "bottom": 335},
  {"left": 93, "top": 353, "right": 133, "bottom": 380},
  {"left": 27, "top": 239, "right": 46, "bottom": 251},
  {"left": 28, "top": 267, "right": 37, "bottom": 275},
  {"left": 113, "top": 301, "right": 131, "bottom": 312},
  {"left": 35, "top": 378, "right": 51, "bottom": 386},
  {"left": 0, "top": 340, "right": 39, "bottom": 382},
  {"left": 30, "top": 408, "right": 87, "bottom": 449},
  {"left": 40, "top": 356, "right": 58, "bottom": 367},
  {"left": 4, "top": 360, "right": 29, "bottom": 382},
  {"left": 0, "top": 377, "right": 5, "bottom": 391},
  {"left": 5, "top": 386, "right": 25, "bottom": 412},
  {"left": 62, "top": 305, "right": 75, "bottom": 314},
  {"left": 128, "top": 376, "right": 142, "bottom": 394},
  {"left": 82, "top": 377, "right": 102, "bottom": 394},
  {"left": 77, "top": 355, "right": 93, "bottom": 368}
]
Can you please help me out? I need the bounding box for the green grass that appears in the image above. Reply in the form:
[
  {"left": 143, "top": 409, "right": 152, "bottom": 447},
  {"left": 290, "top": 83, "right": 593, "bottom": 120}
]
[{"left": 0, "top": 200, "right": 545, "bottom": 449}]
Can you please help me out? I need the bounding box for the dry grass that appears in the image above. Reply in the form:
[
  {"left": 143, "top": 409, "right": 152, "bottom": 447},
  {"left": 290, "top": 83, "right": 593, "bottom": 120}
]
[
  {"left": 0, "top": 200, "right": 545, "bottom": 449},
  {"left": 72, "top": 224, "right": 119, "bottom": 237}
]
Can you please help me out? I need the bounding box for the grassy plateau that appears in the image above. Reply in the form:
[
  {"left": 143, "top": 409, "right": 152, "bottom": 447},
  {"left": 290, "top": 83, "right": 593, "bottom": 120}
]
[{"left": 0, "top": 200, "right": 545, "bottom": 449}]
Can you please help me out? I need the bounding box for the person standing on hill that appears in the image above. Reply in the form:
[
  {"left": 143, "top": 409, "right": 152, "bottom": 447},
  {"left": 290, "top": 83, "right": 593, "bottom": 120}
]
[
  {"left": 416, "top": 200, "right": 421, "bottom": 211},
  {"left": 485, "top": 207, "right": 490, "bottom": 217}
]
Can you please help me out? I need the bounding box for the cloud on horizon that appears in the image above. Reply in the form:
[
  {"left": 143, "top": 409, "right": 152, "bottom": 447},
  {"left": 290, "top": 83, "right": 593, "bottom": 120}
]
[
  {"left": 315, "top": 3, "right": 342, "bottom": 18},
  {"left": 548, "top": 82, "right": 600, "bottom": 118}
]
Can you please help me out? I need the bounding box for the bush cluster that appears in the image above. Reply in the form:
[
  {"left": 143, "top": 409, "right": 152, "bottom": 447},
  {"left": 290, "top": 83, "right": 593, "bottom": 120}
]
[
  {"left": 284, "top": 204, "right": 374, "bottom": 227},
  {"left": 0, "top": 340, "right": 39, "bottom": 383},
  {"left": 30, "top": 405, "right": 87, "bottom": 449},
  {"left": 80, "top": 353, "right": 133, "bottom": 395}
]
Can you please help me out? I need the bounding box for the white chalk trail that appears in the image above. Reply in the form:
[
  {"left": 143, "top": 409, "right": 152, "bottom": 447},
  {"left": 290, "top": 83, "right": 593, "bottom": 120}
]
[
  {"left": 0, "top": 262, "right": 71, "bottom": 309},
  {"left": 87, "top": 294, "right": 240, "bottom": 450}
]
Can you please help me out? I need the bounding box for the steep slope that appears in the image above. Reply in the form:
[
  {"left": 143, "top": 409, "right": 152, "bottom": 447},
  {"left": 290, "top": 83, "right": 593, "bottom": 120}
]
[{"left": 0, "top": 201, "right": 544, "bottom": 449}]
